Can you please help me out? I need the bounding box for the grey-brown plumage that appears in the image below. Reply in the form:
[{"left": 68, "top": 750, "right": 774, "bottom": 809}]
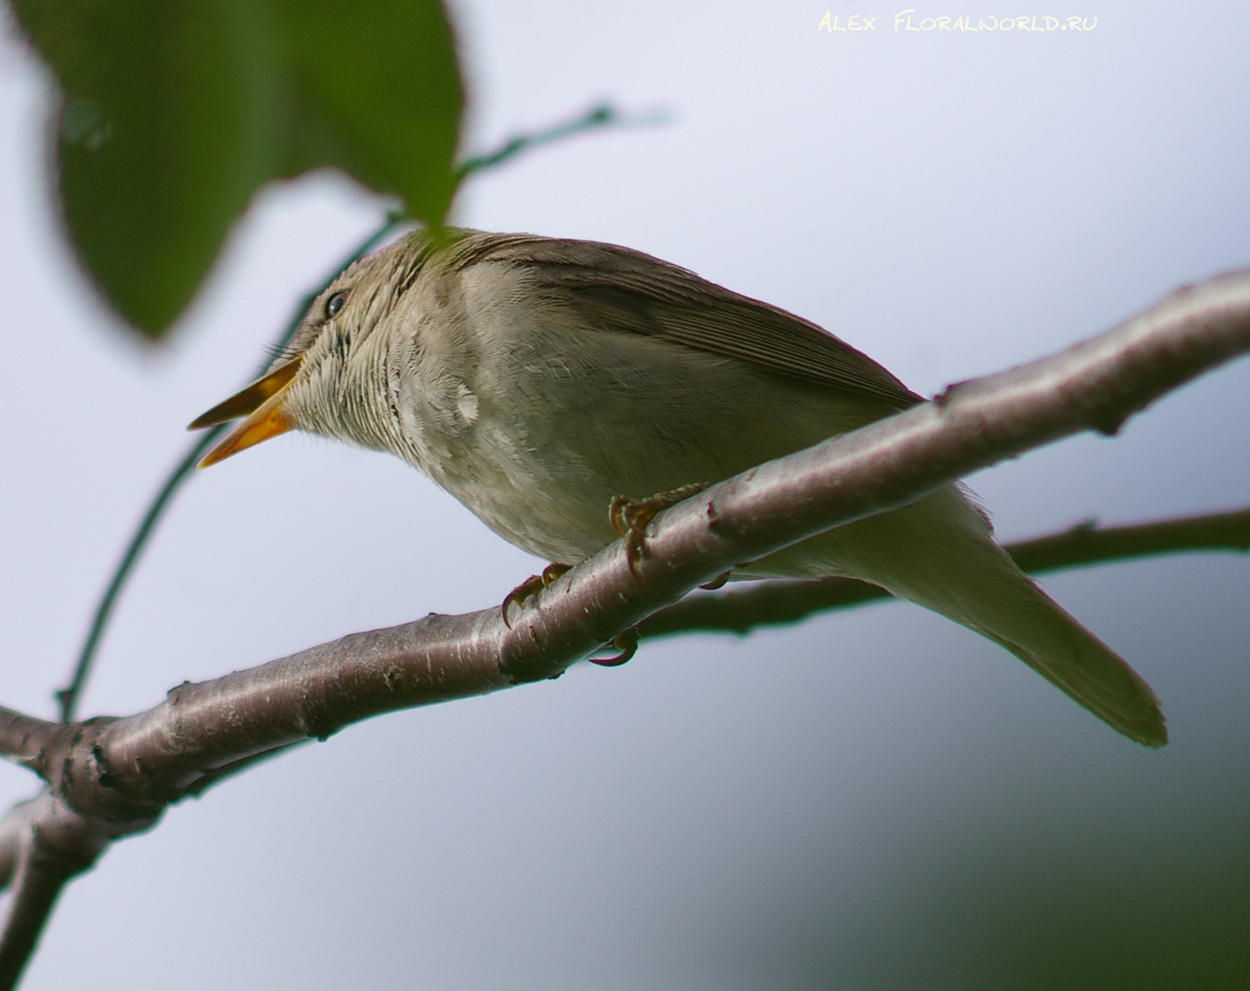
[{"left": 193, "top": 228, "right": 1167, "bottom": 747}]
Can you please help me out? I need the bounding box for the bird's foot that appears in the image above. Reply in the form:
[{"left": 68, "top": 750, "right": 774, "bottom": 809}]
[
  {"left": 591, "top": 627, "right": 641, "bottom": 667},
  {"left": 608, "top": 483, "right": 708, "bottom": 588},
  {"left": 501, "top": 562, "right": 573, "bottom": 628}
]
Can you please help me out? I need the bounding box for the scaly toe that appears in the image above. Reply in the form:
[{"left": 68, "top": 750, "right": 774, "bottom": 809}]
[
  {"left": 501, "top": 562, "right": 573, "bottom": 627},
  {"left": 591, "top": 628, "right": 641, "bottom": 667},
  {"left": 608, "top": 484, "right": 709, "bottom": 589}
]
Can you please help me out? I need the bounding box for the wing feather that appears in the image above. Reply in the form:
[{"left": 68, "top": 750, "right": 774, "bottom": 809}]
[{"left": 448, "top": 232, "right": 923, "bottom": 411}]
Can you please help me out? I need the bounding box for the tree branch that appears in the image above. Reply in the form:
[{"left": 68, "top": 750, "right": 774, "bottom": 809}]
[
  {"left": 0, "top": 808, "right": 79, "bottom": 991},
  {"left": 0, "top": 267, "right": 1247, "bottom": 985},
  {"left": 0, "top": 790, "right": 120, "bottom": 990},
  {"left": 0, "top": 711, "right": 57, "bottom": 771},
  {"left": 455, "top": 102, "right": 668, "bottom": 180},
  {"left": 639, "top": 506, "right": 1250, "bottom": 635}
]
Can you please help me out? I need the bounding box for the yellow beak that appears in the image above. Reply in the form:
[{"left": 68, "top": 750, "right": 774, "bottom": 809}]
[{"left": 189, "top": 356, "right": 303, "bottom": 468}]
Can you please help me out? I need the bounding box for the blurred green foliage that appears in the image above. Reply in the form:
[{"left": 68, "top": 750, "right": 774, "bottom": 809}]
[
  {"left": 727, "top": 789, "right": 1250, "bottom": 990},
  {"left": 848, "top": 823, "right": 1250, "bottom": 989},
  {"left": 10, "top": 0, "right": 462, "bottom": 337}
]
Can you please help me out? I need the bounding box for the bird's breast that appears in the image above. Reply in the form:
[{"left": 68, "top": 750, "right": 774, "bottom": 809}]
[{"left": 383, "top": 303, "right": 881, "bottom": 564}]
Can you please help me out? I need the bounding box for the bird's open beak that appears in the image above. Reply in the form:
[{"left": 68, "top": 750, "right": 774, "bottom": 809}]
[{"left": 188, "top": 356, "right": 303, "bottom": 468}]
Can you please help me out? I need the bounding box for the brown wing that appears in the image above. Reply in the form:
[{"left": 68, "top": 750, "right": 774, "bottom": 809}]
[{"left": 452, "top": 232, "right": 923, "bottom": 412}]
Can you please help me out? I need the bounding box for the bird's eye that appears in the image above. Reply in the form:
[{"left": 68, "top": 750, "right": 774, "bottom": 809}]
[{"left": 325, "top": 292, "right": 347, "bottom": 318}]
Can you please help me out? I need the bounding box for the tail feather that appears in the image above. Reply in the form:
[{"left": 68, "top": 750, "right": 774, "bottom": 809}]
[
  {"left": 959, "top": 590, "right": 1166, "bottom": 748},
  {"left": 745, "top": 487, "right": 1167, "bottom": 747}
]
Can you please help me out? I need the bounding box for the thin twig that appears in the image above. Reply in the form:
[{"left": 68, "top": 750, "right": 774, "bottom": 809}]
[
  {"left": 56, "top": 214, "right": 408, "bottom": 722},
  {"left": 1008, "top": 506, "right": 1250, "bottom": 571},
  {"left": 455, "top": 102, "right": 667, "bottom": 180}
]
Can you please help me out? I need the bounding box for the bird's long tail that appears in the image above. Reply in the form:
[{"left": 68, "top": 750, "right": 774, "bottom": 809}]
[{"left": 744, "top": 487, "right": 1167, "bottom": 747}]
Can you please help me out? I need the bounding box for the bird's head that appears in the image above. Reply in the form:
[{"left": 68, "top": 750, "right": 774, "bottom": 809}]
[{"left": 188, "top": 230, "right": 454, "bottom": 466}]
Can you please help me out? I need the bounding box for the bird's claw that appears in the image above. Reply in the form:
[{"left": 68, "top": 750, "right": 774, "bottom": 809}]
[
  {"left": 501, "top": 562, "right": 572, "bottom": 627},
  {"left": 608, "top": 483, "right": 708, "bottom": 589},
  {"left": 591, "top": 628, "right": 641, "bottom": 667}
]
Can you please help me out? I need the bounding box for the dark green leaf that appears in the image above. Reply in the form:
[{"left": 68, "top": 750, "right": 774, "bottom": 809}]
[{"left": 11, "top": 0, "right": 462, "bottom": 338}]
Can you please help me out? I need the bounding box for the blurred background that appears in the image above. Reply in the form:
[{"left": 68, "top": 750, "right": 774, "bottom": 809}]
[{"left": 1, "top": 1, "right": 1249, "bottom": 987}]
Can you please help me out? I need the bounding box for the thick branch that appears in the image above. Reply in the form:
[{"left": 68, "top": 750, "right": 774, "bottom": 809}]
[
  {"left": 0, "top": 712, "right": 57, "bottom": 770},
  {"left": 0, "top": 267, "right": 1247, "bottom": 985},
  {"left": 0, "top": 810, "right": 75, "bottom": 990},
  {"left": 0, "top": 792, "right": 117, "bottom": 990},
  {"left": 8, "top": 266, "right": 1250, "bottom": 794},
  {"left": 6, "top": 268, "right": 1250, "bottom": 787}
]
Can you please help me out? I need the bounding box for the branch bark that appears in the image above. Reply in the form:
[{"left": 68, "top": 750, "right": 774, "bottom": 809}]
[{"left": 0, "top": 267, "right": 1248, "bottom": 987}]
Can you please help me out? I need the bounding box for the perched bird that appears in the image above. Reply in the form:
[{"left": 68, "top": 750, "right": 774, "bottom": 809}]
[{"left": 190, "top": 228, "right": 1166, "bottom": 747}]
